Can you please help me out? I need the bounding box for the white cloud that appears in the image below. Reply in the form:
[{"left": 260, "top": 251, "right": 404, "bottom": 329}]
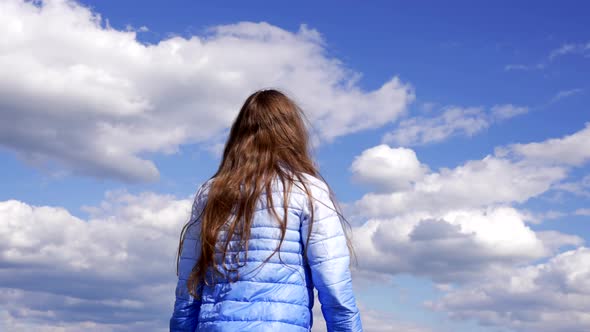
[
  {"left": 0, "top": 0, "right": 414, "bottom": 182},
  {"left": 382, "top": 106, "right": 488, "bottom": 146},
  {"left": 353, "top": 154, "right": 566, "bottom": 217},
  {"left": 347, "top": 124, "right": 590, "bottom": 330},
  {"left": 350, "top": 206, "right": 582, "bottom": 283},
  {"left": 348, "top": 126, "right": 588, "bottom": 279},
  {"left": 350, "top": 144, "right": 430, "bottom": 193},
  {"left": 495, "top": 122, "right": 590, "bottom": 167},
  {"left": 0, "top": 190, "right": 197, "bottom": 330},
  {"left": 381, "top": 104, "right": 527, "bottom": 146},
  {"left": 427, "top": 247, "right": 590, "bottom": 332},
  {"left": 0, "top": 288, "right": 166, "bottom": 332}
]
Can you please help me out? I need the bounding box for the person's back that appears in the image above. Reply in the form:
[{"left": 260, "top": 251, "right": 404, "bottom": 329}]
[{"left": 169, "top": 88, "right": 363, "bottom": 331}]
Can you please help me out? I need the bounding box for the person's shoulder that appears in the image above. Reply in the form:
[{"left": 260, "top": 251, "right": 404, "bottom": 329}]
[
  {"left": 191, "top": 177, "right": 215, "bottom": 208},
  {"left": 184, "top": 178, "right": 215, "bottom": 236},
  {"left": 298, "top": 172, "right": 330, "bottom": 194},
  {"left": 291, "top": 172, "right": 332, "bottom": 207},
  {"left": 200, "top": 177, "right": 217, "bottom": 194}
]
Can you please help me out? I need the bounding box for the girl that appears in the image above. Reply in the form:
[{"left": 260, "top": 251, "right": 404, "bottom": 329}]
[{"left": 170, "top": 89, "right": 363, "bottom": 332}]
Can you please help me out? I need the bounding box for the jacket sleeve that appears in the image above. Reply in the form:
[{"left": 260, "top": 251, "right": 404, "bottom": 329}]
[
  {"left": 301, "top": 181, "right": 363, "bottom": 332},
  {"left": 170, "top": 188, "right": 206, "bottom": 332}
]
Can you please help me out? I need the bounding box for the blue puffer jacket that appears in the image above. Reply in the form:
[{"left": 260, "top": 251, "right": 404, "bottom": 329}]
[{"left": 170, "top": 173, "right": 363, "bottom": 331}]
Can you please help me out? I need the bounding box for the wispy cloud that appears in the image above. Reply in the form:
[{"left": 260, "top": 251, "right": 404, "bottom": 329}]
[
  {"left": 552, "top": 178, "right": 590, "bottom": 198},
  {"left": 574, "top": 208, "right": 590, "bottom": 216},
  {"left": 549, "top": 42, "right": 590, "bottom": 60},
  {"left": 505, "top": 41, "right": 590, "bottom": 71},
  {"left": 550, "top": 88, "right": 584, "bottom": 103},
  {"left": 489, "top": 104, "right": 529, "bottom": 120},
  {"left": 504, "top": 63, "right": 546, "bottom": 71},
  {"left": 381, "top": 104, "right": 528, "bottom": 146}
]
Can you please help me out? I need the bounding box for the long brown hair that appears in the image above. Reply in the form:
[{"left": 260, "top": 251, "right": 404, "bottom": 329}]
[{"left": 175, "top": 88, "right": 354, "bottom": 298}]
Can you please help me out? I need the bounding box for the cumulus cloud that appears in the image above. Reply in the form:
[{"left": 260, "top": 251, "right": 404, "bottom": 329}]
[
  {"left": 349, "top": 144, "right": 430, "bottom": 193},
  {"left": 346, "top": 124, "right": 590, "bottom": 331},
  {"left": 0, "top": 0, "right": 414, "bottom": 182},
  {"left": 381, "top": 104, "right": 527, "bottom": 146},
  {"left": 353, "top": 154, "right": 566, "bottom": 217},
  {"left": 0, "top": 288, "right": 166, "bottom": 332},
  {"left": 0, "top": 190, "right": 198, "bottom": 330},
  {"left": 348, "top": 126, "right": 588, "bottom": 277},
  {"left": 351, "top": 206, "right": 582, "bottom": 283},
  {"left": 361, "top": 123, "right": 590, "bottom": 218},
  {"left": 427, "top": 247, "right": 590, "bottom": 332}
]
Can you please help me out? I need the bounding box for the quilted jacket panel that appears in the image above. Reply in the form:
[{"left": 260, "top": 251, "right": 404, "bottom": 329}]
[{"left": 170, "top": 173, "right": 363, "bottom": 331}]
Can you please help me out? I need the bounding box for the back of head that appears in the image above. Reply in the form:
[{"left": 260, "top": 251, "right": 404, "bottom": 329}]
[
  {"left": 182, "top": 88, "right": 351, "bottom": 295},
  {"left": 219, "top": 88, "right": 317, "bottom": 179}
]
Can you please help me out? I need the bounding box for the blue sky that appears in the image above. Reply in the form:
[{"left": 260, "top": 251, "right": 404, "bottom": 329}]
[{"left": 0, "top": 1, "right": 589, "bottom": 331}]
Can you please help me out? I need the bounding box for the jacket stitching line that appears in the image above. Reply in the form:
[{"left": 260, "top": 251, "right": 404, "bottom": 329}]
[
  {"left": 198, "top": 318, "right": 309, "bottom": 329},
  {"left": 307, "top": 233, "right": 345, "bottom": 246},
  {"left": 200, "top": 298, "right": 311, "bottom": 309},
  {"left": 309, "top": 255, "right": 348, "bottom": 267},
  {"left": 315, "top": 276, "right": 351, "bottom": 288},
  {"left": 209, "top": 279, "right": 313, "bottom": 287}
]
